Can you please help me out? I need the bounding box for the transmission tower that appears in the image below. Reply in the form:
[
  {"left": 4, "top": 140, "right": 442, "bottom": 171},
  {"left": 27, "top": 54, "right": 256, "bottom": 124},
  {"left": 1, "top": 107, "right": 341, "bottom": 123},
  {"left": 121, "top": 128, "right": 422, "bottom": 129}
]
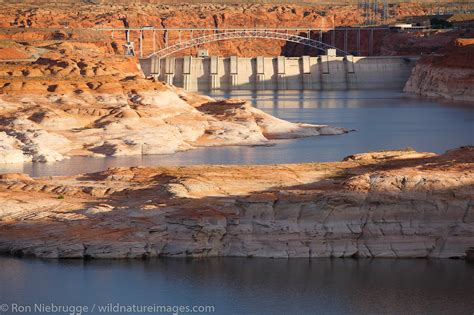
[{"left": 358, "top": 0, "right": 388, "bottom": 25}]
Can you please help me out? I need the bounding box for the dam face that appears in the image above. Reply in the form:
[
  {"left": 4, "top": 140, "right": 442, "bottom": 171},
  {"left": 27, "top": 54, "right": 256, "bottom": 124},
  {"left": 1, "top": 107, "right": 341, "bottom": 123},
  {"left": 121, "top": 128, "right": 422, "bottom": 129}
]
[{"left": 140, "top": 55, "right": 419, "bottom": 92}]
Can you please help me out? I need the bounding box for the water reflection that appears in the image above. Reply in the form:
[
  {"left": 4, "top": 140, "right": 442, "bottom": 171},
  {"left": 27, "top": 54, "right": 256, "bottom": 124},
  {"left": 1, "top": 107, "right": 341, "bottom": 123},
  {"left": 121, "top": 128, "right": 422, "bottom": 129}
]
[
  {"left": 1, "top": 90, "right": 472, "bottom": 177},
  {"left": 0, "top": 257, "right": 473, "bottom": 314},
  {"left": 210, "top": 89, "right": 412, "bottom": 108}
]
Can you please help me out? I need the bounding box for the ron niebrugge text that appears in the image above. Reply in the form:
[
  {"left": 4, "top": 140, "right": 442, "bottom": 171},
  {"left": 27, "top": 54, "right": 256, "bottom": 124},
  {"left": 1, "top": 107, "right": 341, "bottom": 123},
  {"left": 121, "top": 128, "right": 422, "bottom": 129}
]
[{"left": 1, "top": 303, "right": 216, "bottom": 314}]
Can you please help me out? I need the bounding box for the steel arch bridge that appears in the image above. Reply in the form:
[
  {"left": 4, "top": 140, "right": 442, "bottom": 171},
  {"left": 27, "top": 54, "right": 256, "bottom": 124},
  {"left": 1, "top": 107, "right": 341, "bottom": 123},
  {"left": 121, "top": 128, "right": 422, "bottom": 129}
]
[{"left": 148, "top": 29, "right": 349, "bottom": 58}]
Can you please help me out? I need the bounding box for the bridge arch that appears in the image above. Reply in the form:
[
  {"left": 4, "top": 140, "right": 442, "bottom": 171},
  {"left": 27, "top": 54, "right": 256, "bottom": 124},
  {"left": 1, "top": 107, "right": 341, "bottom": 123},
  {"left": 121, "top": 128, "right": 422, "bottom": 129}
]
[{"left": 148, "top": 30, "right": 349, "bottom": 58}]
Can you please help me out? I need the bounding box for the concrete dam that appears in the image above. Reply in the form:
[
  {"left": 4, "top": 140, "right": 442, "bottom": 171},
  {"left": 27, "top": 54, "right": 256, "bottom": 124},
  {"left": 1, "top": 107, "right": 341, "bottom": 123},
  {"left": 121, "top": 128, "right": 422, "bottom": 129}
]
[{"left": 140, "top": 53, "right": 419, "bottom": 92}]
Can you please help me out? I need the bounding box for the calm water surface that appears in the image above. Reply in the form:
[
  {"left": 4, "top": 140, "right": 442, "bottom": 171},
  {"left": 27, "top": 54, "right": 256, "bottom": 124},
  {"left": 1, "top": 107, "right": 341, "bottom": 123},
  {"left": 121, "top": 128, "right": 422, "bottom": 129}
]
[
  {"left": 0, "top": 257, "right": 473, "bottom": 315},
  {"left": 0, "top": 90, "right": 472, "bottom": 177},
  {"left": 1, "top": 91, "right": 473, "bottom": 314}
]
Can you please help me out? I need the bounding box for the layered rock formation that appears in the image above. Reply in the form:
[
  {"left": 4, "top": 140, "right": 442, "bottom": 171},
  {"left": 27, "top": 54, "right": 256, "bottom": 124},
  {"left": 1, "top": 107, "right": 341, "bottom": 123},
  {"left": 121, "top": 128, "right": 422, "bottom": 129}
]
[
  {"left": 0, "top": 2, "right": 434, "bottom": 57},
  {"left": 0, "top": 2, "right": 472, "bottom": 262},
  {"left": 404, "top": 38, "right": 474, "bottom": 102},
  {"left": 0, "top": 147, "right": 472, "bottom": 259},
  {"left": 0, "top": 41, "right": 347, "bottom": 164}
]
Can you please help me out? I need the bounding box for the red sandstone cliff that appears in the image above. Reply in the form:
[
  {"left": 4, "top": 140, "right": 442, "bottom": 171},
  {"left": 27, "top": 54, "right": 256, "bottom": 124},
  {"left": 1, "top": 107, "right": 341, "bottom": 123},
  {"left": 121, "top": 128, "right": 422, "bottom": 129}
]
[
  {"left": 0, "top": 3, "right": 439, "bottom": 57},
  {"left": 404, "top": 38, "right": 474, "bottom": 102}
]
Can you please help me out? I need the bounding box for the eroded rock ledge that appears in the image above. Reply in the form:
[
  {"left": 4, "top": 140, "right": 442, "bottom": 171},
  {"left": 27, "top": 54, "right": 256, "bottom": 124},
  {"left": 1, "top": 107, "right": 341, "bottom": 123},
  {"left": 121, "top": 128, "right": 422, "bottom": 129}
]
[
  {"left": 0, "top": 41, "right": 348, "bottom": 164},
  {"left": 0, "top": 147, "right": 472, "bottom": 259}
]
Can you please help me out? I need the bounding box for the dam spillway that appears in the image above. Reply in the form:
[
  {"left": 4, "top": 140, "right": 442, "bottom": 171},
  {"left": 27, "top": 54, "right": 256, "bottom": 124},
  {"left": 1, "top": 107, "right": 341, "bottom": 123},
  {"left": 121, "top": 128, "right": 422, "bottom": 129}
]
[{"left": 139, "top": 54, "right": 419, "bottom": 92}]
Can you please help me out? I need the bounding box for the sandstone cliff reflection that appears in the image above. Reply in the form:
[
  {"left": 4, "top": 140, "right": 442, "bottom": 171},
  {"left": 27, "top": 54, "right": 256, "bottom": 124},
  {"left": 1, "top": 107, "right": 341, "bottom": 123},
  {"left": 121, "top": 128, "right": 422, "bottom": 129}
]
[{"left": 1, "top": 257, "right": 472, "bottom": 314}]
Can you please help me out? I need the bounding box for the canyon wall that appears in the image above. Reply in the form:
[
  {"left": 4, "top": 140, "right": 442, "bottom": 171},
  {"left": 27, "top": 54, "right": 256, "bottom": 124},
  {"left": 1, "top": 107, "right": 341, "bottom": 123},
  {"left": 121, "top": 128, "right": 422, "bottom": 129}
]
[
  {"left": 404, "top": 63, "right": 474, "bottom": 102},
  {"left": 0, "top": 147, "right": 472, "bottom": 259},
  {"left": 0, "top": 2, "right": 437, "bottom": 57},
  {"left": 404, "top": 38, "right": 474, "bottom": 102}
]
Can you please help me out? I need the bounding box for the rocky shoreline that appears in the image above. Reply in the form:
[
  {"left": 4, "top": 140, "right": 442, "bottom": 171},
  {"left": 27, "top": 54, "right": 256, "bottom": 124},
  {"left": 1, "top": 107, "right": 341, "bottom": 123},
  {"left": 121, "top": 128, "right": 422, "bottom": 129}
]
[
  {"left": 0, "top": 147, "right": 472, "bottom": 259},
  {"left": 0, "top": 41, "right": 348, "bottom": 164},
  {"left": 0, "top": 89, "right": 348, "bottom": 164},
  {"left": 404, "top": 38, "right": 474, "bottom": 102},
  {"left": 404, "top": 62, "right": 474, "bottom": 102}
]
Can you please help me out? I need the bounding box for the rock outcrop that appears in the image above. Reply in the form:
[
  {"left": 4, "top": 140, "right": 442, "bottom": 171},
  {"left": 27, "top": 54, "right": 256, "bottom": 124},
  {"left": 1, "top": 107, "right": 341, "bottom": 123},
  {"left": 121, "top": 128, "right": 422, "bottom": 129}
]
[
  {"left": 0, "top": 41, "right": 348, "bottom": 163},
  {"left": 404, "top": 38, "right": 474, "bottom": 102},
  {"left": 0, "top": 147, "right": 472, "bottom": 259}
]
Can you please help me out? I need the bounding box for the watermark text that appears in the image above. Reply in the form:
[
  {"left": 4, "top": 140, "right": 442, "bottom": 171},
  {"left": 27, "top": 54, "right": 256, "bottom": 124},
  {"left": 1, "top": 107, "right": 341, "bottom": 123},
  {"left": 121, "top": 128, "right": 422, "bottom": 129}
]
[{"left": 0, "top": 303, "right": 215, "bottom": 315}]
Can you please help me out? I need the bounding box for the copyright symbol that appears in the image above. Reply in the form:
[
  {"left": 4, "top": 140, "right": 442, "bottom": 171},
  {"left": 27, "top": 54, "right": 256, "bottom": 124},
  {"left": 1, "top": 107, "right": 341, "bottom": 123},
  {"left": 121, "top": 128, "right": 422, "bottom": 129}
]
[{"left": 0, "top": 304, "right": 8, "bottom": 312}]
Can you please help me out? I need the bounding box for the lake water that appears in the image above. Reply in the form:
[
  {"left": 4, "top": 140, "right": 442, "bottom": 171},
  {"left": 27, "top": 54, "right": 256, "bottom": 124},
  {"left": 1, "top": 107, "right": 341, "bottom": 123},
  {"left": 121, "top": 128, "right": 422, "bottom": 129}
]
[
  {"left": 0, "top": 256, "right": 473, "bottom": 315},
  {"left": 1, "top": 91, "right": 473, "bottom": 314},
  {"left": 0, "top": 90, "right": 472, "bottom": 177}
]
